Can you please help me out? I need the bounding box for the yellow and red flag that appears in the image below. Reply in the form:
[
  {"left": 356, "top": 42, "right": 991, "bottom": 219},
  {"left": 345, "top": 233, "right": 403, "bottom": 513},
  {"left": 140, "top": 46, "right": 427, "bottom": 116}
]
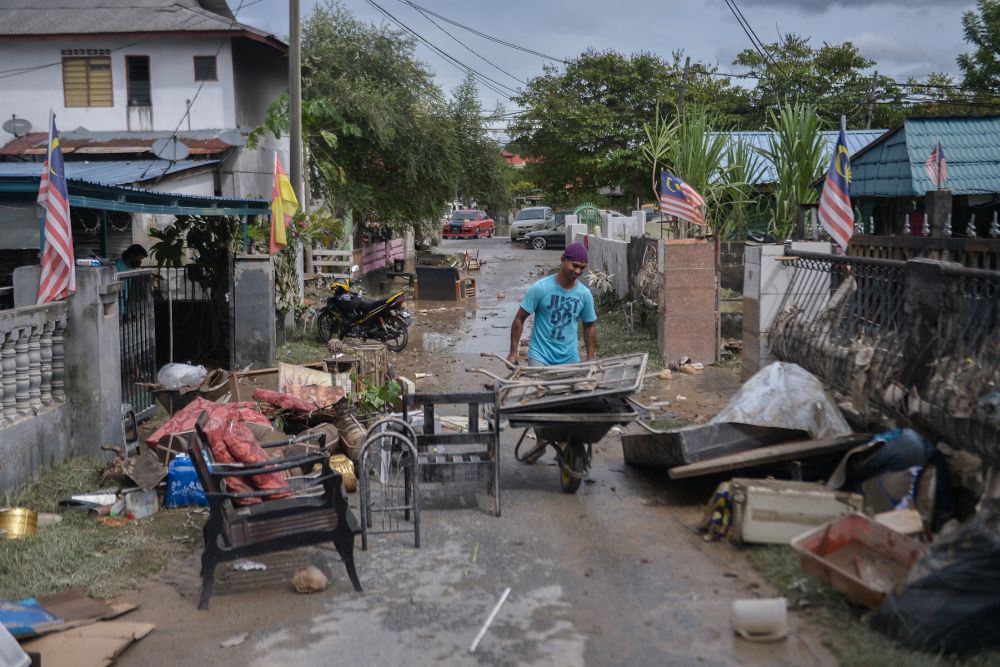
[{"left": 270, "top": 154, "right": 299, "bottom": 254}]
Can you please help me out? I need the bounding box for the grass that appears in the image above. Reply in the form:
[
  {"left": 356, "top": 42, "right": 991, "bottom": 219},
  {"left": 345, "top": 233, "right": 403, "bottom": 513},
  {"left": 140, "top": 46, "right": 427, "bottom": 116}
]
[
  {"left": 649, "top": 416, "right": 695, "bottom": 430},
  {"left": 0, "top": 458, "right": 202, "bottom": 600},
  {"left": 594, "top": 301, "right": 663, "bottom": 368},
  {"left": 748, "top": 545, "right": 1000, "bottom": 667},
  {"left": 277, "top": 335, "right": 329, "bottom": 366}
]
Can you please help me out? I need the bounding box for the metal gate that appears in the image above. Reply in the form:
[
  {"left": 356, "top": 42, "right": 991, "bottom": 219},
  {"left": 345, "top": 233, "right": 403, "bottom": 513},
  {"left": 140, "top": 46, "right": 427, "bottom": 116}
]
[{"left": 117, "top": 269, "right": 157, "bottom": 420}]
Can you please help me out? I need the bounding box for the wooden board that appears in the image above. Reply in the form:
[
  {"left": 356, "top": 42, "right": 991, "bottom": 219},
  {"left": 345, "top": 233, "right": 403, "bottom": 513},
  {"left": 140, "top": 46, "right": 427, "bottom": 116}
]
[{"left": 668, "top": 434, "right": 870, "bottom": 479}]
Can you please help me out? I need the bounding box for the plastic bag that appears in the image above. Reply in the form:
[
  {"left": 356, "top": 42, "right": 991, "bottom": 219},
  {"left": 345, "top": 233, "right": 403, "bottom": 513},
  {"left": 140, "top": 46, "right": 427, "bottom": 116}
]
[
  {"left": 157, "top": 363, "right": 208, "bottom": 390},
  {"left": 871, "top": 498, "right": 1000, "bottom": 654},
  {"left": 164, "top": 453, "right": 207, "bottom": 508},
  {"left": 709, "top": 362, "right": 852, "bottom": 440}
]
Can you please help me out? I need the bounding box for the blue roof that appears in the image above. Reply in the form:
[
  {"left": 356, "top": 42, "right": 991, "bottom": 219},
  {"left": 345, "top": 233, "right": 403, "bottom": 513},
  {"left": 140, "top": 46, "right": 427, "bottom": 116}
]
[
  {"left": 713, "top": 130, "right": 887, "bottom": 184},
  {"left": 851, "top": 116, "right": 1000, "bottom": 196},
  {"left": 0, "top": 158, "right": 219, "bottom": 186}
]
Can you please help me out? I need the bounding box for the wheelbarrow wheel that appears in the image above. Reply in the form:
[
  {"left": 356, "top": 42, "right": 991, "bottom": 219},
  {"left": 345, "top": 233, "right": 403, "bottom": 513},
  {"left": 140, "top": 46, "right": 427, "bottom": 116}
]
[{"left": 559, "top": 442, "right": 587, "bottom": 493}]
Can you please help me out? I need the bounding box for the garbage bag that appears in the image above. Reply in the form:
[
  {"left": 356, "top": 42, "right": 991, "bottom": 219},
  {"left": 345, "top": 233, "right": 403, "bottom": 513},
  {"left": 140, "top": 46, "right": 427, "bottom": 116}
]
[
  {"left": 709, "top": 362, "right": 851, "bottom": 440},
  {"left": 870, "top": 498, "right": 1000, "bottom": 654},
  {"left": 164, "top": 454, "right": 207, "bottom": 508},
  {"left": 157, "top": 362, "right": 208, "bottom": 390}
]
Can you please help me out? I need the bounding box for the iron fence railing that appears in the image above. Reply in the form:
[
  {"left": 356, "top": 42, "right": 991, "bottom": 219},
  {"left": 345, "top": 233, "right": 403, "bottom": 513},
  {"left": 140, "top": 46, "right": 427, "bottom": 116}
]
[
  {"left": 116, "top": 269, "right": 157, "bottom": 420},
  {"left": 770, "top": 251, "right": 1000, "bottom": 465}
]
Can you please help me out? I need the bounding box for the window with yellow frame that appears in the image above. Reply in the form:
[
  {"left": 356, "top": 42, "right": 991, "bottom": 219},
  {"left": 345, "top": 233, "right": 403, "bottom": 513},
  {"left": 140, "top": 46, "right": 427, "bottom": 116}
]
[{"left": 62, "top": 56, "right": 113, "bottom": 107}]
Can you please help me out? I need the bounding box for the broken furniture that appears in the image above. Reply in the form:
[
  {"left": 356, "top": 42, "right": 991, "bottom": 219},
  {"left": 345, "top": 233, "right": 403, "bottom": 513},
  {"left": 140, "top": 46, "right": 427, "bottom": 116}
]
[
  {"left": 666, "top": 434, "right": 870, "bottom": 479},
  {"left": 791, "top": 513, "right": 925, "bottom": 609},
  {"left": 727, "top": 478, "right": 863, "bottom": 544},
  {"left": 461, "top": 250, "right": 484, "bottom": 271},
  {"left": 413, "top": 266, "right": 475, "bottom": 301},
  {"left": 622, "top": 423, "right": 809, "bottom": 469},
  {"left": 189, "top": 418, "right": 362, "bottom": 609},
  {"left": 358, "top": 418, "right": 420, "bottom": 549},
  {"left": 402, "top": 390, "right": 502, "bottom": 516},
  {"left": 227, "top": 362, "right": 327, "bottom": 402}
]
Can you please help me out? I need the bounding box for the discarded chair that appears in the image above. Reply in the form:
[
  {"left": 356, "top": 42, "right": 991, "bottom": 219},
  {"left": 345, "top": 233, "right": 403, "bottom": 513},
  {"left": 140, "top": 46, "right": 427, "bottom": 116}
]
[
  {"left": 462, "top": 250, "right": 484, "bottom": 271},
  {"left": 189, "top": 416, "right": 362, "bottom": 609}
]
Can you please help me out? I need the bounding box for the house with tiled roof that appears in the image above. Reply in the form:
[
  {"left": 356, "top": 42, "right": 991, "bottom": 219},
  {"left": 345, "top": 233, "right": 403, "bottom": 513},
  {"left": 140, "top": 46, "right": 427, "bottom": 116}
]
[{"left": 0, "top": 0, "right": 288, "bottom": 257}]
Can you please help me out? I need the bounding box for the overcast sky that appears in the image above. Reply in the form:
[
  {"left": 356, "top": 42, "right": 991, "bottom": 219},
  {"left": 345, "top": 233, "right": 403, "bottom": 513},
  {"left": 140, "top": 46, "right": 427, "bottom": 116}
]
[{"left": 236, "top": 0, "right": 976, "bottom": 113}]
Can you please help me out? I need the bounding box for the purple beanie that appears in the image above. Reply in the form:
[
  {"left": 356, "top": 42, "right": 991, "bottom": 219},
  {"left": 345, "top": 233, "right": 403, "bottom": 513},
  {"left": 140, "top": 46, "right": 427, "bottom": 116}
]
[{"left": 562, "top": 242, "right": 589, "bottom": 263}]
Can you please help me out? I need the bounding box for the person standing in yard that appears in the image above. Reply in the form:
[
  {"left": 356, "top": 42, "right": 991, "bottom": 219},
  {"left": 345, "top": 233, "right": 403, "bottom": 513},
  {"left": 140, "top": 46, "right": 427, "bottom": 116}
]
[{"left": 507, "top": 241, "right": 597, "bottom": 367}]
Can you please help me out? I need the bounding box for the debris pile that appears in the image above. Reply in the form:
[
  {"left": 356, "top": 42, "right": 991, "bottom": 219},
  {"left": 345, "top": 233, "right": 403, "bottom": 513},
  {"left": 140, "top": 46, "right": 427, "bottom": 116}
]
[{"left": 621, "top": 360, "right": 1000, "bottom": 655}]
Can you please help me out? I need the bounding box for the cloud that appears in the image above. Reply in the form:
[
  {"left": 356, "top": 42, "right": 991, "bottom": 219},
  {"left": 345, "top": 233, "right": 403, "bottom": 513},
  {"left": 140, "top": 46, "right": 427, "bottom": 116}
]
[
  {"left": 739, "top": 0, "right": 969, "bottom": 11},
  {"left": 851, "top": 31, "right": 963, "bottom": 73}
]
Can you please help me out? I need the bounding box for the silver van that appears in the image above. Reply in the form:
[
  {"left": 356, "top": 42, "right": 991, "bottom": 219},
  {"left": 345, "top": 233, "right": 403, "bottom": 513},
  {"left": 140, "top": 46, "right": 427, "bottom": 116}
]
[{"left": 511, "top": 206, "right": 554, "bottom": 241}]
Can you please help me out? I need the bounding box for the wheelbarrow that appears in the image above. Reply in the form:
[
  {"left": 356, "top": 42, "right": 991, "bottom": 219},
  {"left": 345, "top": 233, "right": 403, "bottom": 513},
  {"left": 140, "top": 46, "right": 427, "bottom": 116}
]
[{"left": 468, "top": 353, "right": 652, "bottom": 493}]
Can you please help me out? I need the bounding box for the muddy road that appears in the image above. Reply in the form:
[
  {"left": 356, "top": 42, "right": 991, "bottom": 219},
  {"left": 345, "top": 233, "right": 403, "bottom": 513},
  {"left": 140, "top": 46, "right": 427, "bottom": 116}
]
[{"left": 118, "top": 238, "right": 834, "bottom": 667}]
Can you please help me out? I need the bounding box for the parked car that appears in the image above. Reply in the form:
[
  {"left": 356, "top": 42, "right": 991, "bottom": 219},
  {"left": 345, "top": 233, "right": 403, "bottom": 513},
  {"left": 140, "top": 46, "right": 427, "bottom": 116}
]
[
  {"left": 523, "top": 221, "right": 567, "bottom": 250},
  {"left": 510, "top": 206, "right": 554, "bottom": 241},
  {"left": 442, "top": 210, "right": 495, "bottom": 239}
]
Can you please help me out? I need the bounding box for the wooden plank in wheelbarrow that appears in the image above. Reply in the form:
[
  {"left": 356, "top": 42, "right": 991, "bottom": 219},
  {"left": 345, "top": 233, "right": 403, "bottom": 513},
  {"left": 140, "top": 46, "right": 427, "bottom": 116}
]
[{"left": 668, "top": 434, "right": 870, "bottom": 479}]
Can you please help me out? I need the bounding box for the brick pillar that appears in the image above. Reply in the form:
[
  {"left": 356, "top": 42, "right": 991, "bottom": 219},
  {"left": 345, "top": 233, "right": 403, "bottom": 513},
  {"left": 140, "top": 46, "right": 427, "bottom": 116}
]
[{"left": 659, "top": 240, "right": 718, "bottom": 366}]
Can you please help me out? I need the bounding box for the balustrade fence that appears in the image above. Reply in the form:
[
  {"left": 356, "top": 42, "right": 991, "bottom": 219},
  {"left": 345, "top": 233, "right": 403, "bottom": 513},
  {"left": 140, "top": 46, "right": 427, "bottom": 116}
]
[{"left": 0, "top": 301, "right": 68, "bottom": 423}]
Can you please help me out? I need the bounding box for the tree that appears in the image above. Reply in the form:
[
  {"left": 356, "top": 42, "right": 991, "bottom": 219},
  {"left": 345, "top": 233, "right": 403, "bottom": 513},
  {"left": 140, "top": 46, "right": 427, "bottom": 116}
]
[
  {"left": 508, "top": 49, "right": 743, "bottom": 208},
  {"left": 251, "top": 1, "right": 457, "bottom": 237},
  {"left": 959, "top": 0, "right": 1000, "bottom": 94},
  {"left": 448, "top": 74, "right": 512, "bottom": 212},
  {"left": 757, "top": 103, "right": 828, "bottom": 238},
  {"left": 733, "top": 34, "right": 905, "bottom": 128}
]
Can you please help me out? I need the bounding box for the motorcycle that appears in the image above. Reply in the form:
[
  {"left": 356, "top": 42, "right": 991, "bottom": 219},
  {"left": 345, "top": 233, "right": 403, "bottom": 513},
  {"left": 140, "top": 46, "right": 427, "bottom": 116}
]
[{"left": 315, "top": 265, "right": 413, "bottom": 352}]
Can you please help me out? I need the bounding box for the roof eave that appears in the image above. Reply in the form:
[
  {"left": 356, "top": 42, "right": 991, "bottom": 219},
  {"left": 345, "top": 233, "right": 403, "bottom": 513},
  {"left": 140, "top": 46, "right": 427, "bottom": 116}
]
[{"left": 0, "top": 29, "right": 287, "bottom": 53}]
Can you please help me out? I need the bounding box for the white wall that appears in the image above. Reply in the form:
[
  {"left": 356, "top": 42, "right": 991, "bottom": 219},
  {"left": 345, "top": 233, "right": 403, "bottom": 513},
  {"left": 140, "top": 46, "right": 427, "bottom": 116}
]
[{"left": 0, "top": 37, "right": 239, "bottom": 132}]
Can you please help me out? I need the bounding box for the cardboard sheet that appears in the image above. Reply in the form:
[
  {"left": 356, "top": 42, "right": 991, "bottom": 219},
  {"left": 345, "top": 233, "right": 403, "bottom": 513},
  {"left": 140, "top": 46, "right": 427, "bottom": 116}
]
[{"left": 20, "top": 621, "right": 154, "bottom": 667}]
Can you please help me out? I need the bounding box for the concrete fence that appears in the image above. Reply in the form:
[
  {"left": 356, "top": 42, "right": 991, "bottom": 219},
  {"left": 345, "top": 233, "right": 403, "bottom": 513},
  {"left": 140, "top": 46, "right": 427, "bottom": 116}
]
[{"left": 0, "top": 301, "right": 68, "bottom": 423}]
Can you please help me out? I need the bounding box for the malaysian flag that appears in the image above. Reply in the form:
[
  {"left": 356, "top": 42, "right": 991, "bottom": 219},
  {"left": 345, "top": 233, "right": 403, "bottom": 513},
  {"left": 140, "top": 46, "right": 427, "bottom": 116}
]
[
  {"left": 818, "top": 128, "right": 853, "bottom": 251},
  {"left": 659, "top": 171, "right": 706, "bottom": 225},
  {"left": 924, "top": 141, "right": 948, "bottom": 188},
  {"left": 36, "top": 114, "right": 75, "bottom": 304}
]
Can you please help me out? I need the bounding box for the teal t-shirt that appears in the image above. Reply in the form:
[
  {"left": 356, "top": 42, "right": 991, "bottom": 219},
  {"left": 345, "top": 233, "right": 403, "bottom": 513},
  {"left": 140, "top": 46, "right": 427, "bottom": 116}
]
[{"left": 520, "top": 274, "right": 597, "bottom": 365}]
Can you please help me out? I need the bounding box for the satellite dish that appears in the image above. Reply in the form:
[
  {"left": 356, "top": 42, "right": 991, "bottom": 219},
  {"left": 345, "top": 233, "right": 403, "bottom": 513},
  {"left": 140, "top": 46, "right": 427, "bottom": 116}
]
[
  {"left": 2, "top": 116, "right": 32, "bottom": 137},
  {"left": 219, "top": 129, "right": 248, "bottom": 147},
  {"left": 150, "top": 136, "right": 189, "bottom": 161}
]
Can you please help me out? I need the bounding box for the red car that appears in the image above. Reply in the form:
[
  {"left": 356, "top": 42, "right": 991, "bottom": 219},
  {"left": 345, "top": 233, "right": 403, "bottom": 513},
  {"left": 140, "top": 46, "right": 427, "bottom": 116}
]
[{"left": 442, "top": 210, "right": 495, "bottom": 239}]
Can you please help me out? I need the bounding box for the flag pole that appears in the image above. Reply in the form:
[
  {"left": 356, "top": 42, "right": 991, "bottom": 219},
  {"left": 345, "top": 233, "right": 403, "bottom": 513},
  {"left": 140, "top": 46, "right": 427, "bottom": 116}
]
[
  {"left": 38, "top": 109, "right": 54, "bottom": 255},
  {"left": 937, "top": 137, "right": 941, "bottom": 190}
]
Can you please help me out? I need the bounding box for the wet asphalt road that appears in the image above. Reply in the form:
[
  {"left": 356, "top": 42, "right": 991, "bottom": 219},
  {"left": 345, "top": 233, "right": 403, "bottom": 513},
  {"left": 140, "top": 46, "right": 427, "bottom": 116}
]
[{"left": 117, "top": 238, "right": 835, "bottom": 667}]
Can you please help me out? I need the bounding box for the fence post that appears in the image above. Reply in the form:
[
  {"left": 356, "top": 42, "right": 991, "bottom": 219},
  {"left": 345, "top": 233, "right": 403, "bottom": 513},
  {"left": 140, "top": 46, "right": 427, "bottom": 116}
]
[
  {"left": 901, "top": 259, "right": 949, "bottom": 391},
  {"left": 233, "top": 255, "right": 276, "bottom": 369}
]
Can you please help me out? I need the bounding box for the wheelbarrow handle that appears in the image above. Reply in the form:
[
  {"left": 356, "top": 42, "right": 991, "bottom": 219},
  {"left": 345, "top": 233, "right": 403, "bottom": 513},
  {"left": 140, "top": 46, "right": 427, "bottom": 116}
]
[
  {"left": 466, "top": 367, "right": 509, "bottom": 382},
  {"left": 480, "top": 352, "right": 518, "bottom": 371}
]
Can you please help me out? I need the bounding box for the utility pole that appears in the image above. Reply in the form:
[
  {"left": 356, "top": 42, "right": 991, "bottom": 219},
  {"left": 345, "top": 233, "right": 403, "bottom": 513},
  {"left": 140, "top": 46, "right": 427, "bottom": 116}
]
[
  {"left": 676, "top": 56, "right": 691, "bottom": 116},
  {"left": 289, "top": 0, "right": 311, "bottom": 274},
  {"left": 864, "top": 70, "right": 878, "bottom": 129}
]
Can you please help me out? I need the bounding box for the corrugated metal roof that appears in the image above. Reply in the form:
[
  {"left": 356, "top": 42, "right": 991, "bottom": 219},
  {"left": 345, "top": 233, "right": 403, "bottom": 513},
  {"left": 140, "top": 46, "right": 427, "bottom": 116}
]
[
  {"left": 0, "top": 0, "right": 282, "bottom": 46},
  {"left": 714, "top": 130, "right": 887, "bottom": 184},
  {"left": 0, "top": 129, "right": 241, "bottom": 156},
  {"left": 851, "top": 116, "right": 1000, "bottom": 196},
  {"left": 0, "top": 158, "right": 219, "bottom": 185}
]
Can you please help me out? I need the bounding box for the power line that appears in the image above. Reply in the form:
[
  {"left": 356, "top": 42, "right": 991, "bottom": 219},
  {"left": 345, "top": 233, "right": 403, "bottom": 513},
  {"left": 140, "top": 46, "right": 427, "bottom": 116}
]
[
  {"left": 364, "top": 0, "right": 518, "bottom": 98},
  {"left": 399, "top": 0, "right": 527, "bottom": 87},
  {"left": 397, "top": 0, "right": 568, "bottom": 64}
]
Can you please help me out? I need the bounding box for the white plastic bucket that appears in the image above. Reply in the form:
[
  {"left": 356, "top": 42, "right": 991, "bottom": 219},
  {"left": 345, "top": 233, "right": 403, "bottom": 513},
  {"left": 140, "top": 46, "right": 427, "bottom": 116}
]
[{"left": 731, "top": 597, "right": 788, "bottom": 642}]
